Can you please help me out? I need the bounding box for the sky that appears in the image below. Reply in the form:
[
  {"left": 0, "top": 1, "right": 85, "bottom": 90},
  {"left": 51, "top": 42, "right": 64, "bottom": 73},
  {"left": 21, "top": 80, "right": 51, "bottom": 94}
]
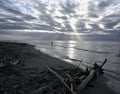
[{"left": 0, "top": 0, "right": 120, "bottom": 41}]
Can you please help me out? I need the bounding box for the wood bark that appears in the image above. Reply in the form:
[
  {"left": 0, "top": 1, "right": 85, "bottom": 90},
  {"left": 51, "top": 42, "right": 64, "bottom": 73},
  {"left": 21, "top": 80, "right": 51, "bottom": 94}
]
[
  {"left": 77, "top": 58, "right": 107, "bottom": 93},
  {"left": 46, "top": 66, "right": 75, "bottom": 94},
  {"left": 30, "top": 80, "right": 57, "bottom": 94},
  {"left": 77, "top": 70, "right": 95, "bottom": 92}
]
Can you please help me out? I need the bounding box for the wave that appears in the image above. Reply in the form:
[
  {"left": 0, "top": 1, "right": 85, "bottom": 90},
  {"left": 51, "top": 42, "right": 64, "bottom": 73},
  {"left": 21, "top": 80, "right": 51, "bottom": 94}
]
[{"left": 55, "top": 44, "right": 111, "bottom": 54}]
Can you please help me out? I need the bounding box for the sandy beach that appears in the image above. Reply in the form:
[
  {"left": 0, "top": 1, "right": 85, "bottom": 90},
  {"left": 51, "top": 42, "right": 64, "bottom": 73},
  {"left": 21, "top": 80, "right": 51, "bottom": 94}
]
[
  {"left": 0, "top": 42, "right": 75, "bottom": 70},
  {"left": 82, "top": 75, "right": 117, "bottom": 94},
  {"left": 0, "top": 42, "right": 117, "bottom": 94}
]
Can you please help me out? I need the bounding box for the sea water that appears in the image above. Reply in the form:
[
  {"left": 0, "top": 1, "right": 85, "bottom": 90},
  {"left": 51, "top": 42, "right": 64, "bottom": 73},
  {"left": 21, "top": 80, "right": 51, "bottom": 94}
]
[
  {"left": 0, "top": 32, "right": 120, "bottom": 93},
  {"left": 31, "top": 40, "right": 120, "bottom": 93}
]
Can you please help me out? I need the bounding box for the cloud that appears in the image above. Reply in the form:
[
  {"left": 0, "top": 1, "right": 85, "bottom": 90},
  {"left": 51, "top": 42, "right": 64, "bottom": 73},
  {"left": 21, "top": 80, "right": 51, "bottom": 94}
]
[
  {"left": 0, "top": 0, "right": 120, "bottom": 36},
  {"left": 98, "top": 0, "right": 110, "bottom": 8}
]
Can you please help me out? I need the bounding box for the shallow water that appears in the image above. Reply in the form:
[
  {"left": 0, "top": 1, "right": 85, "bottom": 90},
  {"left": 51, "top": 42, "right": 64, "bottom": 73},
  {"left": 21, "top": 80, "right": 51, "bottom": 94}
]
[{"left": 31, "top": 40, "right": 120, "bottom": 94}]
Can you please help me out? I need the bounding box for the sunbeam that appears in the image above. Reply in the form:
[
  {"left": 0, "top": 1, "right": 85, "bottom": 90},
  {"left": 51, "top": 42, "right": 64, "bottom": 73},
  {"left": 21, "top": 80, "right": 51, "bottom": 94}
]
[{"left": 0, "top": 0, "right": 120, "bottom": 36}]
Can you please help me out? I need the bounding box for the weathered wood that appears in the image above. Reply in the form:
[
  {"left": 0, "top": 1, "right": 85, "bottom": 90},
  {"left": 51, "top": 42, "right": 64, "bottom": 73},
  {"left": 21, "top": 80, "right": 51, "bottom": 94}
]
[
  {"left": 78, "top": 58, "right": 83, "bottom": 68},
  {"left": 77, "top": 70, "right": 95, "bottom": 92},
  {"left": 71, "top": 83, "right": 74, "bottom": 91},
  {"left": 65, "top": 73, "right": 74, "bottom": 91},
  {"left": 10, "top": 60, "right": 19, "bottom": 65},
  {"left": 65, "top": 73, "right": 74, "bottom": 82},
  {"left": 77, "top": 58, "right": 107, "bottom": 93},
  {"left": 100, "top": 58, "right": 107, "bottom": 68},
  {"left": 46, "top": 66, "right": 76, "bottom": 94},
  {"left": 0, "top": 62, "right": 5, "bottom": 67},
  {"left": 30, "top": 80, "right": 57, "bottom": 94}
]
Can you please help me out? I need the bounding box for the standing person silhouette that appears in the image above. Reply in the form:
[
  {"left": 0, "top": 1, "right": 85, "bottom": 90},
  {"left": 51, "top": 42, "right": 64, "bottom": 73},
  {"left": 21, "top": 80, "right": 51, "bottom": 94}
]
[{"left": 51, "top": 41, "right": 53, "bottom": 46}]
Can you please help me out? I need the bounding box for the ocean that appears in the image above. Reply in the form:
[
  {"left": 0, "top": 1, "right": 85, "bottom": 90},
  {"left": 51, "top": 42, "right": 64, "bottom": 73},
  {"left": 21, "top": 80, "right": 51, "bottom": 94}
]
[
  {"left": 31, "top": 40, "right": 120, "bottom": 93},
  {"left": 0, "top": 32, "right": 120, "bottom": 93}
]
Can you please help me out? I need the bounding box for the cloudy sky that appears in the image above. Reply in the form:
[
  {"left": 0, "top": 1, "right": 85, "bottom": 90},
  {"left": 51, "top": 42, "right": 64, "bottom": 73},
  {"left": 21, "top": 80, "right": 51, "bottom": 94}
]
[{"left": 0, "top": 0, "right": 120, "bottom": 39}]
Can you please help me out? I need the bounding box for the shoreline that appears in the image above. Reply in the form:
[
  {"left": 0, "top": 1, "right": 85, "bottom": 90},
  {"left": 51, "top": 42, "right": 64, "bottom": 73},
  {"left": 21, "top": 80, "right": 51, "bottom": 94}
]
[
  {"left": 0, "top": 41, "right": 117, "bottom": 94},
  {"left": 0, "top": 41, "right": 76, "bottom": 71}
]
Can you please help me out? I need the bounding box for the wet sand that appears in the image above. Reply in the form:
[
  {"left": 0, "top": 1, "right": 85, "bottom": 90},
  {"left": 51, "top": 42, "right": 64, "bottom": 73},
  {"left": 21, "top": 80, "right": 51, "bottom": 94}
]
[
  {"left": 0, "top": 42, "right": 117, "bottom": 94},
  {"left": 0, "top": 42, "right": 75, "bottom": 70}
]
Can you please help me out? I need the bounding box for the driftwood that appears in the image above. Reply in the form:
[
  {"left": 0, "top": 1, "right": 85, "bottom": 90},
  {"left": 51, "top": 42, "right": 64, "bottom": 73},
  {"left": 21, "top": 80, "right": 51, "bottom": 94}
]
[
  {"left": 78, "top": 58, "right": 83, "bottom": 68},
  {"left": 77, "top": 58, "right": 107, "bottom": 93},
  {"left": 65, "top": 73, "right": 74, "bottom": 91},
  {"left": 77, "top": 70, "right": 95, "bottom": 92},
  {"left": 30, "top": 80, "right": 58, "bottom": 94},
  {"left": 100, "top": 58, "right": 107, "bottom": 68},
  {"left": 10, "top": 60, "right": 19, "bottom": 65},
  {"left": 46, "top": 66, "right": 76, "bottom": 94},
  {"left": 0, "top": 45, "right": 107, "bottom": 94}
]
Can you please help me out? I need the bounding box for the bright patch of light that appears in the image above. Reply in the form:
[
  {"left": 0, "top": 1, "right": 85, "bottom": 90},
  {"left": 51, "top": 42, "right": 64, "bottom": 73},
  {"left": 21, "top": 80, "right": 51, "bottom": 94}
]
[
  {"left": 7, "top": 19, "right": 16, "bottom": 23},
  {"left": 85, "top": 23, "right": 92, "bottom": 29},
  {"left": 68, "top": 17, "right": 83, "bottom": 40},
  {"left": 67, "top": 41, "right": 76, "bottom": 59},
  {"left": 113, "top": 23, "right": 120, "bottom": 29},
  {"left": 99, "top": 24, "right": 105, "bottom": 29},
  {"left": 90, "top": 31, "right": 109, "bottom": 35},
  {"left": 52, "top": 10, "right": 63, "bottom": 17},
  {"left": 75, "top": 0, "right": 89, "bottom": 16},
  {"left": 68, "top": 17, "right": 77, "bottom": 32}
]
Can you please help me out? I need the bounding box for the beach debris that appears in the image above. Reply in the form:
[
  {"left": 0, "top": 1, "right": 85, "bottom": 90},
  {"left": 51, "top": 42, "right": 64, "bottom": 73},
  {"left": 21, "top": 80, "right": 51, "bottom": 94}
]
[
  {"left": 0, "top": 58, "right": 107, "bottom": 94},
  {"left": 46, "top": 66, "right": 75, "bottom": 94},
  {"left": 0, "top": 44, "right": 107, "bottom": 94},
  {"left": 77, "top": 58, "right": 107, "bottom": 93}
]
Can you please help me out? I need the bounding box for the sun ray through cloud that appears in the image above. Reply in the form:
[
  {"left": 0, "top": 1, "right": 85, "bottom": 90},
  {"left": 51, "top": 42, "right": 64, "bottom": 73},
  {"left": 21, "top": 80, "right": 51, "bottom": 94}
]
[{"left": 0, "top": 0, "right": 120, "bottom": 36}]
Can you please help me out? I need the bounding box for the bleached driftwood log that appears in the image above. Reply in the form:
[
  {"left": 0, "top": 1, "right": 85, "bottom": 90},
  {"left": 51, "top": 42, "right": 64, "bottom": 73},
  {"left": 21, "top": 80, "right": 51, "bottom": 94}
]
[
  {"left": 46, "top": 66, "right": 75, "bottom": 94},
  {"left": 77, "top": 58, "right": 107, "bottom": 93},
  {"left": 77, "top": 70, "right": 95, "bottom": 92}
]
